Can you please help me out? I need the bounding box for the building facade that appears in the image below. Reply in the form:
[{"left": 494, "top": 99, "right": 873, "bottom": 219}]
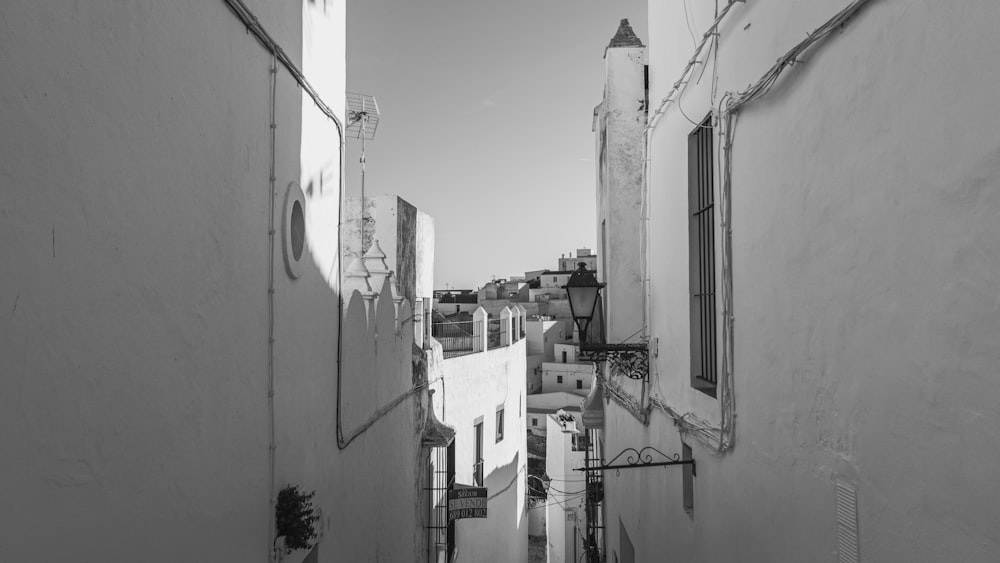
[
  {"left": 543, "top": 411, "right": 588, "bottom": 563},
  {"left": 0, "top": 2, "right": 439, "bottom": 561},
  {"left": 595, "top": 3, "right": 1000, "bottom": 562},
  {"left": 428, "top": 306, "right": 529, "bottom": 562}
]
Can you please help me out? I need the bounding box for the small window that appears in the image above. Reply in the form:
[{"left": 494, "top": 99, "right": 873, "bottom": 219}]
[
  {"left": 553, "top": 276, "right": 557, "bottom": 282},
  {"left": 562, "top": 350, "right": 568, "bottom": 363},
  {"left": 496, "top": 408, "right": 505, "bottom": 442},
  {"left": 682, "top": 443, "right": 694, "bottom": 515},
  {"left": 576, "top": 379, "right": 583, "bottom": 389},
  {"left": 557, "top": 375, "right": 563, "bottom": 384},
  {"left": 473, "top": 420, "right": 484, "bottom": 486},
  {"left": 531, "top": 417, "right": 538, "bottom": 426}
]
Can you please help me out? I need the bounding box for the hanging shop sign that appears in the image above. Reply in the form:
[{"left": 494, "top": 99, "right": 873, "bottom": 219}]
[{"left": 448, "top": 487, "right": 488, "bottom": 520}]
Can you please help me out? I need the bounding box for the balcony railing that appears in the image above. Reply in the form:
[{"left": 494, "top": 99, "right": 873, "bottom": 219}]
[
  {"left": 431, "top": 306, "right": 528, "bottom": 359},
  {"left": 432, "top": 320, "right": 479, "bottom": 358},
  {"left": 487, "top": 318, "right": 503, "bottom": 350}
]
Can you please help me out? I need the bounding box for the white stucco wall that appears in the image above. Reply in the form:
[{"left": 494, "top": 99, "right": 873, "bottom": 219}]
[
  {"left": 553, "top": 343, "right": 579, "bottom": 364},
  {"left": 596, "top": 40, "right": 646, "bottom": 345},
  {"left": 430, "top": 339, "right": 529, "bottom": 562},
  {"left": 526, "top": 319, "right": 561, "bottom": 358},
  {"left": 0, "top": 3, "right": 430, "bottom": 562},
  {"left": 542, "top": 362, "right": 594, "bottom": 395},
  {"left": 600, "top": 1, "right": 1000, "bottom": 562},
  {"left": 544, "top": 418, "right": 587, "bottom": 563},
  {"left": 540, "top": 272, "right": 574, "bottom": 289}
]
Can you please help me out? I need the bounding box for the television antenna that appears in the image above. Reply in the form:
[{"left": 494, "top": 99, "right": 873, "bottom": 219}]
[{"left": 345, "top": 92, "right": 381, "bottom": 249}]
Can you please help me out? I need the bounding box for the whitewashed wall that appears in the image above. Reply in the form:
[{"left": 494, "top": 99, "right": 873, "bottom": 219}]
[
  {"left": 541, "top": 362, "right": 594, "bottom": 395},
  {"left": 595, "top": 39, "right": 646, "bottom": 344},
  {"left": 428, "top": 336, "right": 528, "bottom": 562},
  {"left": 0, "top": 2, "right": 428, "bottom": 562},
  {"left": 544, "top": 418, "right": 587, "bottom": 563},
  {"left": 601, "top": 1, "right": 1000, "bottom": 562}
]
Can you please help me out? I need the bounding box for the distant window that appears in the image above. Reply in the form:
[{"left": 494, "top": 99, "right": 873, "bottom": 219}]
[
  {"left": 557, "top": 375, "right": 563, "bottom": 384},
  {"left": 562, "top": 351, "right": 568, "bottom": 363},
  {"left": 553, "top": 276, "right": 557, "bottom": 282},
  {"left": 531, "top": 417, "right": 538, "bottom": 426},
  {"left": 473, "top": 421, "right": 484, "bottom": 486},
  {"left": 689, "top": 115, "right": 717, "bottom": 398},
  {"left": 576, "top": 379, "right": 583, "bottom": 389},
  {"left": 496, "top": 408, "right": 505, "bottom": 443}
]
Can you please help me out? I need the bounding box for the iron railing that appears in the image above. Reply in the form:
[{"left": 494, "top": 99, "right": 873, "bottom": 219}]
[
  {"left": 432, "top": 320, "right": 479, "bottom": 358},
  {"left": 425, "top": 444, "right": 455, "bottom": 562},
  {"left": 487, "top": 318, "right": 503, "bottom": 350},
  {"left": 688, "top": 114, "right": 718, "bottom": 396}
]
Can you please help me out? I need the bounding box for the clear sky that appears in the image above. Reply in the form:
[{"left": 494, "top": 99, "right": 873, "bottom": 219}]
[{"left": 346, "top": 1, "right": 647, "bottom": 290}]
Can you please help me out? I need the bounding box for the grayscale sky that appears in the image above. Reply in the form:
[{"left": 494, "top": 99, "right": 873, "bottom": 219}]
[{"left": 346, "top": 1, "right": 647, "bottom": 290}]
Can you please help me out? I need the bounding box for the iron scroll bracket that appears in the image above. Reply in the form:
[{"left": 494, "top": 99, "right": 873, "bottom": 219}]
[
  {"left": 573, "top": 446, "right": 694, "bottom": 473},
  {"left": 578, "top": 342, "right": 649, "bottom": 381}
]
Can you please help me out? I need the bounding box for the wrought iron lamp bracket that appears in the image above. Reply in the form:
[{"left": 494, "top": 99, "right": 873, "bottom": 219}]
[
  {"left": 579, "top": 342, "right": 648, "bottom": 381},
  {"left": 574, "top": 446, "right": 694, "bottom": 475}
]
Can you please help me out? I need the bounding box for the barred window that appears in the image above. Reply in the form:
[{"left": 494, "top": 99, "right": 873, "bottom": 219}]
[{"left": 688, "top": 115, "right": 717, "bottom": 397}]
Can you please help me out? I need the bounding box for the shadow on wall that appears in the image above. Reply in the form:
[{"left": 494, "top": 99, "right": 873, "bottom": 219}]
[{"left": 455, "top": 453, "right": 528, "bottom": 562}]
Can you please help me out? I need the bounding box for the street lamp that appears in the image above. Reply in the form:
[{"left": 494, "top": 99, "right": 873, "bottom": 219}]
[
  {"left": 562, "top": 262, "right": 605, "bottom": 344},
  {"left": 563, "top": 263, "right": 648, "bottom": 380}
]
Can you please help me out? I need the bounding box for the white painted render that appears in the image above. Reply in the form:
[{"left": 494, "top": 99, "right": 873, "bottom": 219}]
[
  {"left": 599, "top": 1, "right": 1000, "bottom": 562},
  {"left": 544, "top": 414, "right": 587, "bottom": 563},
  {"left": 542, "top": 362, "right": 595, "bottom": 396},
  {"left": 0, "top": 3, "right": 431, "bottom": 562},
  {"left": 428, "top": 330, "right": 528, "bottom": 562},
  {"left": 595, "top": 38, "right": 646, "bottom": 345}
]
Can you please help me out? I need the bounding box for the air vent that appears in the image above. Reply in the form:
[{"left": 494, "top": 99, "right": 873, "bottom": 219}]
[{"left": 835, "top": 479, "right": 860, "bottom": 563}]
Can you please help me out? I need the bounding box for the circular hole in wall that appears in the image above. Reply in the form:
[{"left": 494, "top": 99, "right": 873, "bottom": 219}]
[
  {"left": 283, "top": 182, "right": 307, "bottom": 280},
  {"left": 290, "top": 200, "right": 305, "bottom": 261}
]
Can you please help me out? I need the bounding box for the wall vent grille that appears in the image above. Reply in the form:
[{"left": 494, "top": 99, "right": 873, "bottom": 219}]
[{"left": 836, "top": 479, "right": 860, "bottom": 563}]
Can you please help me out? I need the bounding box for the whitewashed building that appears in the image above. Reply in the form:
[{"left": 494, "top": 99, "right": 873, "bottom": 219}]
[
  {"left": 543, "top": 411, "right": 588, "bottom": 563},
  {"left": 428, "top": 306, "right": 529, "bottom": 562},
  {"left": 594, "top": 3, "right": 1000, "bottom": 562},
  {"left": 0, "top": 2, "right": 443, "bottom": 562}
]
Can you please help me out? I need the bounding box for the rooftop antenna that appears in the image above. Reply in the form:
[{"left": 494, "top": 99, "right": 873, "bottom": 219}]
[{"left": 345, "top": 92, "right": 381, "bottom": 252}]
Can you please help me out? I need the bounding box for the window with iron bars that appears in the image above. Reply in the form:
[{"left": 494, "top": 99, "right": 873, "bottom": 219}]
[
  {"left": 426, "top": 443, "right": 455, "bottom": 562},
  {"left": 688, "top": 114, "right": 718, "bottom": 397},
  {"left": 473, "top": 421, "right": 484, "bottom": 486}
]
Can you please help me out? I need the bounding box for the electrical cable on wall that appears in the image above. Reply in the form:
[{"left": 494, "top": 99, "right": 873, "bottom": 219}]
[
  {"left": 488, "top": 464, "right": 527, "bottom": 501},
  {"left": 266, "top": 53, "right": 279, "bottom": 561},
  {"left": 220, "top": 2, "right": 347, "bottom": 561},
  {"left": 630, "top": 0, "right": 877, "bottom": 455}
]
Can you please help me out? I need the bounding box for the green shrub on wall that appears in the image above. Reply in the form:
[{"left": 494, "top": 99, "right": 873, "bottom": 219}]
[{"left": 275, "top": 485, "right": 319, "bottom": 554}]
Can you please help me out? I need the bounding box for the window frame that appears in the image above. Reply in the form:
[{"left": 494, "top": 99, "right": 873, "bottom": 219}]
[
  {"left": 688, "top": 115, "right": 718, "bottom": 398},
  {"left": 473, "top": 417, "right": 484, "bottom": 486},
  {"left": 495, "top": 406, "right": 505, "bottom": 443}
]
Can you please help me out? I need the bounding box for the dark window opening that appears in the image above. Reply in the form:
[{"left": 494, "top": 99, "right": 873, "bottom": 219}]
[
  {"left": 290, "top": 199, "right": 305, "bottom": 261},
  {"left": 473, "top": 421, "right": 484, "bottom": 486},
  {"left": 496, "top": 408, "right": 505, "bottom": 443},
  {"left": 557, "top": 375, "right": 563, "bottom": 384},
  {"left": 688, "top": 114, "right": 718, "bottom": 397},
  {"left": 576, "top": 379, "right": 583, "bottom": 390},
  {"left": 682, "top": 443, "right": 694, "bottom": 516}
]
